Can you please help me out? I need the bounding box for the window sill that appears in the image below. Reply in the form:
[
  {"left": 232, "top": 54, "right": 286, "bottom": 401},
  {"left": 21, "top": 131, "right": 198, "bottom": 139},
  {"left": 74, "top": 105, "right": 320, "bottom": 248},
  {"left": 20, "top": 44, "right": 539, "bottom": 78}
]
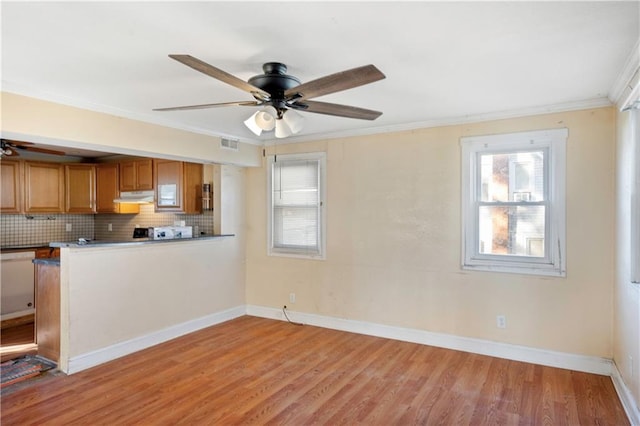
[
  {"left": 268, "top": 251, "right": 326, "bottom": 261},
  {"left": 462, "top": 263, "right": 565, "bottom": 277}
]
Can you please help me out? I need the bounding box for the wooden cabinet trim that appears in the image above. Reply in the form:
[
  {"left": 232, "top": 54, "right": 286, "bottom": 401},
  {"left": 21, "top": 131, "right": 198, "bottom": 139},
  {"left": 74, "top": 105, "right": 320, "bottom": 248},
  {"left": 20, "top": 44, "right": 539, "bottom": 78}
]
[{"left": 1, "top": 159, "right": 23, "bottom": 213}]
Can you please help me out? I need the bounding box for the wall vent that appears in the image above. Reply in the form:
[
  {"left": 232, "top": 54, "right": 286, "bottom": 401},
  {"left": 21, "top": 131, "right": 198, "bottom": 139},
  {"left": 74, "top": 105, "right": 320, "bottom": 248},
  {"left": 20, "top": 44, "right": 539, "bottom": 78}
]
[{"left": 220, "top": 138, "right": 239, "bottom": 151}]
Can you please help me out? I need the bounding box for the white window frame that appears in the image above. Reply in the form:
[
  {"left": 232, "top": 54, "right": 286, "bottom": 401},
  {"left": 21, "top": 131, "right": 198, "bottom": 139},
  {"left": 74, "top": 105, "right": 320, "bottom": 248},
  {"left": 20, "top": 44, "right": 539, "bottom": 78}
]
[
  {"left": 267, "top": 152, "right": 326, "bottom": 260},
  {"left": 631, "top": 107, "right": 640, "bottom": 284},
  {"left": 461, "top": 128, "right": 567, "bottom": 276}
]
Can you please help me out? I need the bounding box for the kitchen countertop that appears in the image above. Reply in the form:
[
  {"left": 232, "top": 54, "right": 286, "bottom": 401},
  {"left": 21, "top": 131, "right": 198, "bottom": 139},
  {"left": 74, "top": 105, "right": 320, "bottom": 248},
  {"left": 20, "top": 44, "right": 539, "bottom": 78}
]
[
  {"left": 33, "top": 257, "right": 61, "bottom": 266},
  {"left": 49, "top": 234, "right": 235, "bottom": 248},
  {"left": 1, "top": 244, "right": 52, "bottom": 251}
]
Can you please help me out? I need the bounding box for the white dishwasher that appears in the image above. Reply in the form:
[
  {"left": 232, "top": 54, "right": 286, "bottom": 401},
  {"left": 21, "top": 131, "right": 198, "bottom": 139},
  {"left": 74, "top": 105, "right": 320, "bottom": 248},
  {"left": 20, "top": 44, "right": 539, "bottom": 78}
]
[{"left": 1, "top": 251, "right": 35, "bottom": 320}]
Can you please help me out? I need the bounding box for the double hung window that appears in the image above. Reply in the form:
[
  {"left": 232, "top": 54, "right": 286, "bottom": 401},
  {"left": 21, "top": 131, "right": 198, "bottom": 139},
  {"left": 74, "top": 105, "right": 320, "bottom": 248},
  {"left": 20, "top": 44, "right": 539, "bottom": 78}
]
[
  {"left": 461, "top": 128, "right": 567, "bottom": 276},
  {"left": 268, "top": 152, "right": 326, "bottom": 259}
]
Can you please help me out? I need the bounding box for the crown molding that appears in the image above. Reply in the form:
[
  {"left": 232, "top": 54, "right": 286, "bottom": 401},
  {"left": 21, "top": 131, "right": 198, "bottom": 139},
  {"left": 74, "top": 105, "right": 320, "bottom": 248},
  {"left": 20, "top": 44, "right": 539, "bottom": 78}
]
[
  {"left": 2, "top": 82, "right": 612, "bottom": 148},
  {"left": 269, "top": 97, "right": 613, "bottom": 146},
  {"left": 609, "top": 38, "right": 640, "bottom": 107}
]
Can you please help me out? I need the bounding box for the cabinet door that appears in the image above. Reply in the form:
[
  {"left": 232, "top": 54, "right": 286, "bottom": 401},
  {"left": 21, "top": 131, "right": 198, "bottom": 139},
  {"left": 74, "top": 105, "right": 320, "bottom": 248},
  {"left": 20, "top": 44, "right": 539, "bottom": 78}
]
[
  {"left": 119, "top": 161, "right": 136, "bottom": 191},
  {"left": 119, "top": 159, "right": 153, "bottom": 191},
  {"left": 35, "top": 247, "right": 60, "bottom": 258},
  {"left": 97, "top": 163, "right": 139, "bottom": 214},
  {"left": 154, "top": 159, "right": 183, "bottom": 212},
  {"left": 1, "top": 159, "right": 22, "bottom": 213},
  {"left": 24, "top": 162, "right": 64, "bottom": 213},
  {"left": 65, "top": 164, "right": 96, "bottom": 213},
  {"left": 96, "top": 163, "right": 119, "bottom": 213},
  {"left": 136, "top": 159, "right": 154, "bottom": 190},
  {"left": 35, "top": 263, "right": 60, "bottom": 363},
  {"left": 183, "top": 162, "right": 203, "bottom": 214}
]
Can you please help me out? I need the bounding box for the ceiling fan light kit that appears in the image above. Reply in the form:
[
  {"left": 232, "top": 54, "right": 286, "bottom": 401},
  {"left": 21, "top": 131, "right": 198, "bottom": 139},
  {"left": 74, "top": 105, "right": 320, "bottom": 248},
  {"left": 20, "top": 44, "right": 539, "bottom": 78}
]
[
  {"left": 243, "top": 112, "right": 264, "bottom": 136},
  {"left": 256, "top": 107, "right": 277, "bottom": 131},
  {"left": 282, "top": 109, "right": 304, "bottom": 134},
  {"left": 155, "top": 55, "right": 386, "bottom": 139},
  {"left": 275, "top": 117, "right": 293, "bottom": 139}
]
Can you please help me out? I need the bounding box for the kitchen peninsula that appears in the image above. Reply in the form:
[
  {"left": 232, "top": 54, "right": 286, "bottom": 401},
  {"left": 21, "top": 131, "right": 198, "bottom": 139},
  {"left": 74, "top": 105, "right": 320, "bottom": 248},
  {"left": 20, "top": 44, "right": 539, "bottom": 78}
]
[{"left": 53, "top": 233, "right": 244, "bottom": 375}]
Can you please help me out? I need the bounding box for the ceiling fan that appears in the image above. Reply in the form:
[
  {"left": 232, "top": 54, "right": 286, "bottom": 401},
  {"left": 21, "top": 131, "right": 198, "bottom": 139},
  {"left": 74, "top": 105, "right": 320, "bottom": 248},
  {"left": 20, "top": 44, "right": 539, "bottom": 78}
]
[
  {"left": 0, "top": 139, "right": 66, "bottom": 157},
  {"left": 154, "top": 55, "right": 386, "bottom": 138}
]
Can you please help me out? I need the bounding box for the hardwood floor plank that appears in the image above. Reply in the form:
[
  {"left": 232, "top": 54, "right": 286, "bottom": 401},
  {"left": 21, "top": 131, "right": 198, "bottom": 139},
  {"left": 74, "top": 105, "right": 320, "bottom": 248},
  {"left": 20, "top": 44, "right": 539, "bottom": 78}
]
[{"left": 0, "top": 316, "right": 630, "bottom": 425}]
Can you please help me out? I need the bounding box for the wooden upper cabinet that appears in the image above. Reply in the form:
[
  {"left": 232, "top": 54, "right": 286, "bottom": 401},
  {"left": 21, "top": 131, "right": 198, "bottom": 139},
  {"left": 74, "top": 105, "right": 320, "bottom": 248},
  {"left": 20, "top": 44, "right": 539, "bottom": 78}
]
[
  {"left": 155, "top": 159, "right": 183, "bottom": 212},
  {"left": 1, "top": 159, "right": 22, "bottom": 213},
  {"left": 119, "top": 159, "right": 153, "bottom": 191},
  {"left": 154, "top": 159, "right": 202, "bottom": 214},
  {"left": 24, "top": 161, "right": 65, "bottom": 213},
  {"left": 65, "top": 164, "right": 96, "bottom": 214},
  {"left": 96, "top": 163, "right": 139, "bottom": 214},
  {"left": 183, "top": 162, "right": 204, "bottom": 214}
]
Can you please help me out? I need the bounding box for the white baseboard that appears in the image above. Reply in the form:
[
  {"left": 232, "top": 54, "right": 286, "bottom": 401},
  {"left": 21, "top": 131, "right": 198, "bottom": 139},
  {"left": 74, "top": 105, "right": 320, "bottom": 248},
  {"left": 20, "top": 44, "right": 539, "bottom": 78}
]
[
  {"left": 63, "top": 304, "right": 639, "bottom": 424},
  {"left": 246, "top": 305, "right": 613, "bottom": 376},
  {"left": 612, "top": 362, "right": 640, "bottom": 425},
  {"left": 66, "top": 305, "right": 245, "bottom": 374}
]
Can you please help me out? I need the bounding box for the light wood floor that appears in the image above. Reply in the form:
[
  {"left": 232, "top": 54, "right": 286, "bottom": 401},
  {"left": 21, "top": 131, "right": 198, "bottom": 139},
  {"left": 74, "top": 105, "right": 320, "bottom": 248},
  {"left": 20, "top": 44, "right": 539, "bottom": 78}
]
[
  {"left": 1, "top": 321, "right": 37, "bottom": 362},
  {"left": 1, "top": 316, "right": 629, "bottom": 425}
]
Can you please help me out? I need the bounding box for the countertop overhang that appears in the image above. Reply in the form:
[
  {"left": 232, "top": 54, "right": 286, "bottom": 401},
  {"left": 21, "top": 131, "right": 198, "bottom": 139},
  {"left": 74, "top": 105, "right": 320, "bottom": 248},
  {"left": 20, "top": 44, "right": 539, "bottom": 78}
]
[{"left": 49, "top": 234, "right": 235, "bottom": 248}]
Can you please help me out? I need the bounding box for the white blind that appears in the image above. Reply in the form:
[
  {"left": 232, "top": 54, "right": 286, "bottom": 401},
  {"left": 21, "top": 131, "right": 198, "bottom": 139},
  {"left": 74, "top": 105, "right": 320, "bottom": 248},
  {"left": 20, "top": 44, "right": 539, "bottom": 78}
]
[{"left": 271, "top": 157, "right": 321, "bottom": 253}]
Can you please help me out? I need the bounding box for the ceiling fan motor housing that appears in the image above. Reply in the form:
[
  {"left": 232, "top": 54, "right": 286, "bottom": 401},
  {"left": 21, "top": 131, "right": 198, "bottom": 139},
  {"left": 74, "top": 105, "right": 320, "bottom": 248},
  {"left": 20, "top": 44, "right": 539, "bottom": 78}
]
[{"left": 248, "top": 62, "right": 301, "bottom": 107}]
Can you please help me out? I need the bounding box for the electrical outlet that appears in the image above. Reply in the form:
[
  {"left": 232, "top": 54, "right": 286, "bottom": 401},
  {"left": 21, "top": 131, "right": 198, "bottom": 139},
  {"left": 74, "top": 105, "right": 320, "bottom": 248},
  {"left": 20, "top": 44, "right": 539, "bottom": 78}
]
[
  {"left": 496, "top": 315, "right": 507, "bottom": 329},
  {"left": 65, "top": 223, "right": 72, "bottom": 232},
  {"left": 289, "top": 293, "right": 296, "bottom": 304},
  {"left": 108, "top": 223, "right": 113, "bottom": 232}
]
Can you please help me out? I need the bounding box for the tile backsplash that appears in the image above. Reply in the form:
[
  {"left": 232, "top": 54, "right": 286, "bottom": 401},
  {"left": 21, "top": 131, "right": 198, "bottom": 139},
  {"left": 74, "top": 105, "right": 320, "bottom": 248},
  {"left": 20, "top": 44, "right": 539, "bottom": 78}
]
[
  {"left": 1, "top": 214, "right": 94, "bottom": 247},
  {"left": 94, "top": 204, "right": 214, "bottom": 240},
  {"left": 1, "top": 205, "right": 214, "bottom": 247}
]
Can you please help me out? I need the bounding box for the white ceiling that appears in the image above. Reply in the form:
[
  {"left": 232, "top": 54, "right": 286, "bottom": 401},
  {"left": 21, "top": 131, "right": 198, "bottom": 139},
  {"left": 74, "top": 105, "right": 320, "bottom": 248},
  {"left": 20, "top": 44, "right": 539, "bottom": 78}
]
[{"left": 2, "top": 1, "right": 638, "bottom": 147}]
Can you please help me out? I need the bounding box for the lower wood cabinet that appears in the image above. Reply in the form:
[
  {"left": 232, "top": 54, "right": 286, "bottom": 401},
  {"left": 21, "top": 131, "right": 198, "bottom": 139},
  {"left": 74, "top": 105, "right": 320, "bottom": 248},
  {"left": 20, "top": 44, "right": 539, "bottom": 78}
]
[
  {"left": 35, "top": 261, "right": 60, "bottom": 363},
  {"left": 35, "top": 247, "right": 60, "bottom": 259}
]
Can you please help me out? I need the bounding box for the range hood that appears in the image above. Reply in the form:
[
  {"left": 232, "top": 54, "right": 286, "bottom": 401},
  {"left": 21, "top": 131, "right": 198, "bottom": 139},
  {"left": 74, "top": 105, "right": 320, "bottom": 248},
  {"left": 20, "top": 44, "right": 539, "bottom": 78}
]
[{"left": 113, "top": 190, "right": 154, "bottom": 204}]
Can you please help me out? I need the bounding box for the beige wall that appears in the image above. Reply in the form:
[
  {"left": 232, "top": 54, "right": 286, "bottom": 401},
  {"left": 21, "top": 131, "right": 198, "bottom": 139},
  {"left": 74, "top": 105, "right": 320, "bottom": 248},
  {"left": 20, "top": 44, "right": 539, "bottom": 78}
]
[
  {"left": 58, "top": 165, "right": 246, "bottom": 373},
  {"left": 0, "top": 92, "right": 261, "bottom": 166},
  {"left": 245, "top": 107, "right": 616, "bottom": 357},
  {"left": 615, "top": 110, "right": 640, "bottom": 408}
]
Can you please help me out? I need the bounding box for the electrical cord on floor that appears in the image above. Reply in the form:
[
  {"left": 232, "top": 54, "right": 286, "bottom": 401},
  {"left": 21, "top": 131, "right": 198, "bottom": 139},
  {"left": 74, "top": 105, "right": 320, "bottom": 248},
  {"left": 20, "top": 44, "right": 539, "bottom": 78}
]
[{"left": 283, "top": 305, "right": 304, "bottom": 326}]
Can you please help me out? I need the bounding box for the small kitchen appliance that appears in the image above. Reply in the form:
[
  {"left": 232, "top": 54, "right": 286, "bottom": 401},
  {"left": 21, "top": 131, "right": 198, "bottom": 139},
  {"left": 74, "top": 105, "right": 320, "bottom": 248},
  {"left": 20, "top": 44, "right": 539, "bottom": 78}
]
[{"left": 149, "top": 226, "right": 193, "bottom": 240}]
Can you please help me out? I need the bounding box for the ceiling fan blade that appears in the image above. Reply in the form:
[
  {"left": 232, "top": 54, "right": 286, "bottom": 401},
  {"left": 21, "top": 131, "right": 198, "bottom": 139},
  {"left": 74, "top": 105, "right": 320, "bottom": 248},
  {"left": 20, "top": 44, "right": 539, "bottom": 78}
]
[
  {"left": 1, "top": 141, "right": 20, "bottom": 156},
  {"left": 169, "top": 55, "right": 271, "bottom": 100},
  {"left": 291, "top": 100, "right": 382, "bottom": 120},
  {"left": 154, "top": 101, "right": 261, "bottom": 112},
  {"left": 2, "top": 139, "right": 66, "bottom": 156},
  {"left": 22, "top": 146, "right": 67, "bottom": 156},
  {"left": 284, "top": 65, "right": 385, "bottom": 102},
  {"left": 2, "top": 139, "right": 34, "bottom": 147}
]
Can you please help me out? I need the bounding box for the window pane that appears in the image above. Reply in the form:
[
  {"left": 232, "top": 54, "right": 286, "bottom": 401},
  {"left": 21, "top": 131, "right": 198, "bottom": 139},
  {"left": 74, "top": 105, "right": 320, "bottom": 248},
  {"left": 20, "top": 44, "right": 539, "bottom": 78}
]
[
  {"left": 273, "top": 206, "right": 318, "bottom": 249},
  {"left": 479, "top": 151, "right": 545, "bottom": 202},
  {"left": 478, "top": 205, "right": 546, "bottom": 257},
  {"left": 271, "top": 156, "right": 322, "bottom": 253},
  {"left": 273, "top": 160, "right": 319, "bottom": 206}
]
